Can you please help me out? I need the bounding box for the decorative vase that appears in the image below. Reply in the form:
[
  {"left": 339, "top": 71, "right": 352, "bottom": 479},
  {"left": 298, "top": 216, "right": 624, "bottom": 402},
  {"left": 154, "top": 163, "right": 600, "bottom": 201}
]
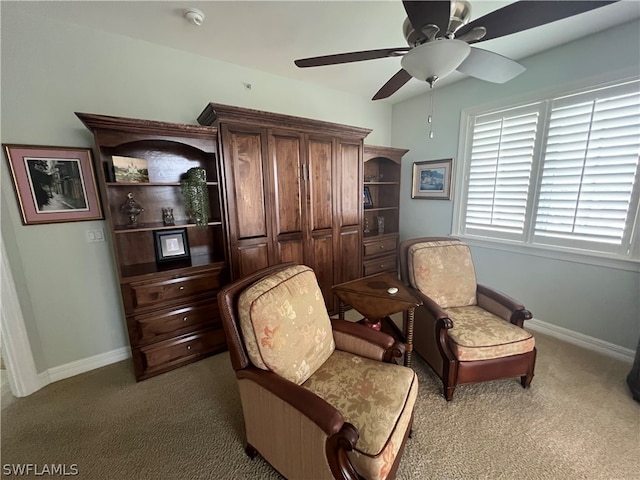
[
  {"left": 181, "top": 167, "right": 209, "bottom": 227},
  {"left": 120, "top": 192, "right": 144, "bottom": 228}
]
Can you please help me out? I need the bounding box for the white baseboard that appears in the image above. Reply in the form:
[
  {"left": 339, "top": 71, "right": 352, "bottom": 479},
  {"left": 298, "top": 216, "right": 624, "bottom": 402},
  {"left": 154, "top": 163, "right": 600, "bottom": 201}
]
[
  {"left": 47, "top": 347, "right": 131, "bottom": 383},
  {"left": 526, "top": 318, "right": 635, "bottom": 364},
  {"left": 30, "top": 320, "right": 638, "bottom": 388}
]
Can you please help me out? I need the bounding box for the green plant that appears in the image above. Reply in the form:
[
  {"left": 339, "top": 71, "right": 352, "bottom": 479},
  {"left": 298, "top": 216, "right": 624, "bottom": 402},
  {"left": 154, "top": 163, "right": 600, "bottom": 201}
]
[{"left": 181, "top": 167, "right": 209, "bottom": 227}]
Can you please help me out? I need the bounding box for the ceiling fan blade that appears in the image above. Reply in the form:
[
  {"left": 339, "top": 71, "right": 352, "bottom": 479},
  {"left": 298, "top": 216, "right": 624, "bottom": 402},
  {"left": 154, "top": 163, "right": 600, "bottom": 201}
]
[
  {"left": 456, "top": 47, "right": 526, "bottom": 84},
  {"left": 372, "top": 69, "right": 413, "bottom": 100},
  {"left": 403, "top": 0, "right": 450, "bottom": 39},
  {"left": 456, "top": 0, "right": 619, "bottom": 44},
  {"left": 295, "top": 47, "right": 409, "bottom": 68}
]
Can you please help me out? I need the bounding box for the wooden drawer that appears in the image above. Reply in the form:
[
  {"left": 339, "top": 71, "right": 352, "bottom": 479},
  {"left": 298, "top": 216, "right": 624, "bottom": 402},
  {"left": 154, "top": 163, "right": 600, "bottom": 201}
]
[
  {"left": 363, "top": 236, "right": 398, "bottom": 258},
  {"left": 130, "top": 300, "right": 220, "bottom": 346},
  {"left": 364, "top": 254, "right": 397, "bottom": 276},
  {"left": 135, "top": 328, "right": 227, "bottom": 379},
  {"left": 129, "top": 270, "right": 222, "bottom": 310}
]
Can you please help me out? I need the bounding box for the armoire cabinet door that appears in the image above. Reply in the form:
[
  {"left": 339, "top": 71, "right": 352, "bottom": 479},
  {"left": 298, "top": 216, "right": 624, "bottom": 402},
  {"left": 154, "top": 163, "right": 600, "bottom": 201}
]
[
  {"left": 336, "top": 139, "right": 363, "bottom": 285},
  {"left": 269, "top": 130, "right": 305, "bottom": 266},
  {"left": 307, "top": 136, "right": 336, "bottom": 306},
  {"left": 220, "top": 124, "right": 272, "bottom": 278}
]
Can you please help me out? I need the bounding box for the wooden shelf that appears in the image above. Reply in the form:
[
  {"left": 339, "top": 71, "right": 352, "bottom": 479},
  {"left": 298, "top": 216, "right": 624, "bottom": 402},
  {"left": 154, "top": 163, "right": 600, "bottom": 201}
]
[
  {"left": 120, "top": 256, "right": 225, "bottom": 282},
  {"left": 106, "top": 182, "right": 219, "bottom": 187},
  {"left": 363, "top": 231, "right": 398, "bottom": 240},
  {"left": 113, "top": 221, "right": 223, "bottom": 234},
  {"left": 364, "top": 206, "right": 398, "bottom": 213}
]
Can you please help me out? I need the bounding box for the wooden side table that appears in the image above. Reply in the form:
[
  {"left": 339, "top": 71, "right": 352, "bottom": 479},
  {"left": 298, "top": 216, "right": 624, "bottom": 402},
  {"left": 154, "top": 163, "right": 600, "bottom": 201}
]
[{"left": 332, "top": 272, "right": 422, "bottom": 367}]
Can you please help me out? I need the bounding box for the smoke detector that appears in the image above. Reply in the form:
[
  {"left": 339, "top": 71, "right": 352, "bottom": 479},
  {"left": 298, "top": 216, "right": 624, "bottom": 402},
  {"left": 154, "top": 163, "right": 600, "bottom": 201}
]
[{"left": 184, "top": 8, "right": 205, "bottom": 26}]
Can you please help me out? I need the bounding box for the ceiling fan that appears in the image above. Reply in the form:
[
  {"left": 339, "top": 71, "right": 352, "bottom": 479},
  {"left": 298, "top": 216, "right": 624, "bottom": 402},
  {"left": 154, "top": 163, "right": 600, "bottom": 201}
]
[{"left": 294, "top": 0, "right": 619, "bottom": 100}]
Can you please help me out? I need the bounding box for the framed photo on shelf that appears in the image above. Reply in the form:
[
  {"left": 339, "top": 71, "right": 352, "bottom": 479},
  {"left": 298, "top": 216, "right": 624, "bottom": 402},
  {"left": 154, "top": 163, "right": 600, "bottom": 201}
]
[
  {"left": 3, "top": 144, "right": 103, "bottom": 225},
  {"left": 153, "top": 228, "right": 190, "bottom": 263},
  {"left": 363, "top": 186, "right": 374, "bottom": 209},
  {"left": 411, "top": 158, "right": 454, "bottom": 200},
  {"left": 112, "top": 155, "right": 149, "bottom": 183}
]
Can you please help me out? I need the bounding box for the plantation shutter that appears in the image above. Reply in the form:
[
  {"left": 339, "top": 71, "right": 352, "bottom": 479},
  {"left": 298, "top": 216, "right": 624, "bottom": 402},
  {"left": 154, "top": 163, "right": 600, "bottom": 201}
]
[
  {"left": 535, "top": 82, "right": 640, "bottom": 249},
  {"left": 464, "top": 105, "right": 539, "bottom": 239}
]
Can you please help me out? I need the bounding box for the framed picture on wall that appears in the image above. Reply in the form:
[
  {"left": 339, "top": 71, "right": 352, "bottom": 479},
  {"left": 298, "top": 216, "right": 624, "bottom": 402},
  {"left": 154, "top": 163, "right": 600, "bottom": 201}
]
[
  {"left": 3, "top": 144, "right": 103, "bottom": 225},
  {"left": 411, "top": 158, "right": 454, "bottom": 200}
]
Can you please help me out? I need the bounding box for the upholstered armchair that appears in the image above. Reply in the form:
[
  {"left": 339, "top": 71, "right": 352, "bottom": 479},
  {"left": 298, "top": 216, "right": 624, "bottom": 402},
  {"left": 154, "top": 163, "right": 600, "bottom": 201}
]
[
  {"left": 217, "top": 263, "right": 418, "bottom": 480},
  {"left": 399, "top": 237, "right": 536, "bottom": 401}
]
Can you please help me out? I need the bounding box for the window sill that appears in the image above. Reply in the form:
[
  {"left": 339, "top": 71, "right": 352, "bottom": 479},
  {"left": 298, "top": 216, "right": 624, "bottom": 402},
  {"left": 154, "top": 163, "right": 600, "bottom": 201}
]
[{"left": 455, "top": 234, "right": 640, "bottom": 273}]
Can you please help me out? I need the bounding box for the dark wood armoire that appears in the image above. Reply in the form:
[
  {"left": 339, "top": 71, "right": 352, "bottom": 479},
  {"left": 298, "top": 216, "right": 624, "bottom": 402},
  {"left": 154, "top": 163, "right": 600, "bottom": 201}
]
[{"left": 198, "top": 103, "right": 371, "bottom": 313}]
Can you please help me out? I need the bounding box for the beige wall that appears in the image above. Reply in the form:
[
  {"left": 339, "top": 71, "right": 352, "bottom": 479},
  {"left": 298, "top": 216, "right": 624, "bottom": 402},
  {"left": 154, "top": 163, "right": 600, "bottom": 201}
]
[{"left": 0, "top": 3, "right": 392, "bottom": 373}]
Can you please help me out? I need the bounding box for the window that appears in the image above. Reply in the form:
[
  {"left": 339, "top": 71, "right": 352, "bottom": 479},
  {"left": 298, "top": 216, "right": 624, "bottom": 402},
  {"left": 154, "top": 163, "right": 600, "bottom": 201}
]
[{"left": 455, "top": 79, "right": 640, "bottom": 261}]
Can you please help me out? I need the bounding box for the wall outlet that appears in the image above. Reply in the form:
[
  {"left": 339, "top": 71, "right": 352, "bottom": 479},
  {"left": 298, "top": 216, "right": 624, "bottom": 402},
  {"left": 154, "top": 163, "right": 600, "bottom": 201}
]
[{"left": 86, "top": 228, "right": 105, "bottom": 243}]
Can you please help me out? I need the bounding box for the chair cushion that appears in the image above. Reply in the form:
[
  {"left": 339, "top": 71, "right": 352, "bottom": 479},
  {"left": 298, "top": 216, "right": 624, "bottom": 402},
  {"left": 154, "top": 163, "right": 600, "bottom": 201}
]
[
  {"left": 303, "top": 350, "right": 418, "bottom": 480},
  {"left": 446, "top": 305, "right": 535, "bottom": 361},
  {"left": 238, "top": 265, "right": 335, "bottom": 385},
  {"left": 408, "top": 240, "right": 477, "bottom": 308}
]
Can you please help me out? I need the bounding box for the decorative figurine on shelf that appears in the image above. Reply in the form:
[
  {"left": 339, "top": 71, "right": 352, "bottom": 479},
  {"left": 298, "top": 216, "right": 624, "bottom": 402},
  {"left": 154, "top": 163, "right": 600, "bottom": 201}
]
[
  {"left": 377, "top": 216, "right": 385, "bottom": 234},
  {"left": 181, "top": 167, "right": 209, "bottom": 227},
  {"left": 120, "top": 192, "right": 144, "bottom": 228},
  {"left": 162, "top": 207, "right": 175, "bottom": 226}
]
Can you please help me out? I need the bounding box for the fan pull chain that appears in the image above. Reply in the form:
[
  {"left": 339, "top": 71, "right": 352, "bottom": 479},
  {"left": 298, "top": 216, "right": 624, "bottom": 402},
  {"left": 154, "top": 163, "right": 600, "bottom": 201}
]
[{"left": 427, "top": 81, "right": 434, "bottom": 139}]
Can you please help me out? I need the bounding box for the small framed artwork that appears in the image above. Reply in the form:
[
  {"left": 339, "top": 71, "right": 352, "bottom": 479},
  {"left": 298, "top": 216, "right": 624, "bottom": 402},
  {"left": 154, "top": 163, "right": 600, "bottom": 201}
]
[
  {"left": 363, "top": 186, "right": 374, "bottom": 209},
  {"left": 112, "top": 155, "right": 149, "bottom": 183},
  {"left": 3, "top": 144, "right": 103, "bottom": 225},
  {"left": 411, "top": 158, "right": 454, "bottom": 200},
  {"left": 153, "top": 228, "right": 190, "bottom": 263}
]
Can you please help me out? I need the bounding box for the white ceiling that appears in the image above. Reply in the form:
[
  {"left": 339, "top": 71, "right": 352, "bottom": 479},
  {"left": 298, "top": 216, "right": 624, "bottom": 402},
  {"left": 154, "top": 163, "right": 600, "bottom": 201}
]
[{"left": 18, "top": 0, "right": 640, "bottom": 104}]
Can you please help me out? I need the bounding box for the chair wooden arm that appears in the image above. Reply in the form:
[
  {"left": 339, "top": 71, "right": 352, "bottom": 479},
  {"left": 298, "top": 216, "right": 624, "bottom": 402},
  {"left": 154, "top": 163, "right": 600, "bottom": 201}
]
[
  {"left": 477, "top": 284, "right": 532, "bottom": 327},
  {"left": 331, "top": 318, "right": 405, "bottom": 363},
  {"left": 409, "top": 288, "right": 456, "bottom": 364}
]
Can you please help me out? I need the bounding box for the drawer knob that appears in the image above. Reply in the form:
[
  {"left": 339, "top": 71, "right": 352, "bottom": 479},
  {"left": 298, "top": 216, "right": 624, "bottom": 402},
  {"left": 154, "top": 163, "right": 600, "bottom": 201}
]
[
  {"left": 179, "top": 286, "right": 185, "bottom": 291},
  {"left": 380, "top": 245, "right": 385, "bottom": 249},
  {"left": 187, "top": 345, "right": 192, "bottom": 350},
  {"left": 380, "top": 265, "right": 385, "bottom": 268},
  {"left": 183, "top": 316, "right": 188, "bottom": 322}
]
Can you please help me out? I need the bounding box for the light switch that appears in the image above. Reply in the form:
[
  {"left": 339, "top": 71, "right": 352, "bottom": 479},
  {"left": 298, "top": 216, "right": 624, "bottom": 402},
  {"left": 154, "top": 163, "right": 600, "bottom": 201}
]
[{"left": 86, "top": 228, "right": 105, "bottom": 243}]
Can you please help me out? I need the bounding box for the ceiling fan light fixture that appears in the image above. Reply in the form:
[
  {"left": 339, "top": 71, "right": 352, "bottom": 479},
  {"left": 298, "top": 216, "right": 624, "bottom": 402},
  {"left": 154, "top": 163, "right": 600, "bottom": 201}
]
[{"left": 400, "top": 39, "right": 470, "bottom": 83}]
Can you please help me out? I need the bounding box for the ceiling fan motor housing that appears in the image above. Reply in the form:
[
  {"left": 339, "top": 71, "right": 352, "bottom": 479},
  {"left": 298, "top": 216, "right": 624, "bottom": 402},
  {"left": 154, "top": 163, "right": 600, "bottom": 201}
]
[{"left": 403, "top": 0, "right": 472, "bottom": 45}]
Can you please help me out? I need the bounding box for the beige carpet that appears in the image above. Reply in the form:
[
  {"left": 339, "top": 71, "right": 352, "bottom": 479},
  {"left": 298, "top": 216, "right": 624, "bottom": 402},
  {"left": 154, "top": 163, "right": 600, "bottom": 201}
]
[{"left": 1, "top": 332, "right": 638, "bottom": 479}]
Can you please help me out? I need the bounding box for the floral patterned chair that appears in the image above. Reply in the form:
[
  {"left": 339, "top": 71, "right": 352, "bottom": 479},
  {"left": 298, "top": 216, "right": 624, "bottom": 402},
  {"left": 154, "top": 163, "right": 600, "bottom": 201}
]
[
  {"left": 399, "top": 237, "right": 536, "bottom": 401},
  {"left": 217, "top": 263, "right": 418, "bottom": 480}
]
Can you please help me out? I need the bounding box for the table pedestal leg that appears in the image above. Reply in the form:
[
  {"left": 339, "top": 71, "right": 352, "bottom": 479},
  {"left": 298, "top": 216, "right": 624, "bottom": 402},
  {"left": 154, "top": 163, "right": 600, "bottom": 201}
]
[
  {"left": 405, "top": 308, "right": 415, "bottom": 368},
  {"left": 338, "top": 300, "right": 346, "bottom": 321}
]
